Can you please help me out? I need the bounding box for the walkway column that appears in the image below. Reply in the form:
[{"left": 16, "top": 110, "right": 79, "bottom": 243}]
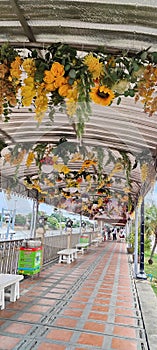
[
  {"left": 134, "top": 207, "right": 139, "bottom": 277},
  {"left": 30, "top": 199, "right": 38, "bottom": 238},
  {"left": 137, "top": 199, "right": 147, "bottom": 279}
]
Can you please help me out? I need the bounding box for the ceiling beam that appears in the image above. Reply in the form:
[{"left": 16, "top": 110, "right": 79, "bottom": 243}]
[{"left": 10, "top": 0, "right": 36, "bottom": 42}]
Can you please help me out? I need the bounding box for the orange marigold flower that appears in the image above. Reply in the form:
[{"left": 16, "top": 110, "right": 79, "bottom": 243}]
[
  {"left": 50, "top": 62, "right": 65, "bottom": 77},
  {"left": 58, "top": 83, "right": 70, "bottom": 97},
  {"left": 10, "top": 56, "right": 22, "bottom": 80},
  {"left": 44, "top": 70, "right": 55, "bottom": 84},
  {"left": 54, "top": 76, "right": 66, "bottom": 89}
]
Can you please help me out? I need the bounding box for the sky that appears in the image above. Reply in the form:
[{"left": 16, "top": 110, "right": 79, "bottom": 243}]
[
  {"left": 0, "top": 191, "right": 82, "bottom": 220},
  {"left": 145, "top": 182, "right": 157, "bottom": 205}
]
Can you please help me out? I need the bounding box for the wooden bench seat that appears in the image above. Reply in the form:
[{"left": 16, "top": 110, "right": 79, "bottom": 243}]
[
  {"left": 0, "top": 274, "right": 24, "bottom": 310},
  {"left": 57, "top": 248, "right": 77, "bottom": 264}
]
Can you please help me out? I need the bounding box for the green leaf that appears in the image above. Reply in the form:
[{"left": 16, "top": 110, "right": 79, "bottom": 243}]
[
  {"left": 65, "top": 64, "right": 71, "bottom": 71},
  {"left": 133, "top": 62, "right": 140, "bottom": 71},
  {"left": 117, "top": 97, "right": 121, "bottom": 105},
  {"left": 129, "top": 89, "right": 135, "bottom": 97},
  {"left": 68, "top": 78, "right": 74, "bottom": 85},
  {"left": 150, "top": 52, "right": 157, "bottom": 64},
  {"left": 69, "top": 69, "right": 76, "bottom": 79}
]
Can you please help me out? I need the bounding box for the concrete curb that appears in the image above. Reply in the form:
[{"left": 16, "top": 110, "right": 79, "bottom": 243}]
[{"left": 135, "top": 279, "right": 157, "bottom": 350}]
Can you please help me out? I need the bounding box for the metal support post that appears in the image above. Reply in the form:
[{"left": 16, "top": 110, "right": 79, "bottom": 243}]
[
  {"left": 137, "top": 199, "right": 147, "bottom": 280},
  {"left": 30, "top": 199, "right": 38, "bottom": 238},
  {"left": 134, "top": 207, "right": 139, "bottom": 277}
]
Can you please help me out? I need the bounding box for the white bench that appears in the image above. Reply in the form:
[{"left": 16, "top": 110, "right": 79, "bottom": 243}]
[
  {"left": 0, "top": 274, "right": 24, "bottom": 310},
  {"left": 76, "top": 243, "right": 89, "bottom": 254},
  {"left": 91, "top": 237, "right": 103, "bottom": 247},
  {"left": 57, "top": 248, "right": 77, "bottom": 264}
]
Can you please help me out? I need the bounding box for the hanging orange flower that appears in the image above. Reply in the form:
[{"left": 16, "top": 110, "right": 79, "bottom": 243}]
[
  {"left": 81, "top": 159, "right": 97, "bottom": 170},
  {"left": 10, "top": 56, "right": 22, "bottom": 81}
]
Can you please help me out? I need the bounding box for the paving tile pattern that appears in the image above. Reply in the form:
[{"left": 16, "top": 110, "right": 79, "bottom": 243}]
[{"left": 0, "top": 242, "right": 149, "bottom": 349}]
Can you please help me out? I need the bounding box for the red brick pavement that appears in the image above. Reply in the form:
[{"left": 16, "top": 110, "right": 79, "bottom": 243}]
[{"left": 0, "top": 241, "right": 148, "bottom": 349}]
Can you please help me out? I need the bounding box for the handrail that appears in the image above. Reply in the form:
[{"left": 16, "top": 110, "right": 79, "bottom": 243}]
[{"left": 0, "top": 230, "right": 99, "bottom": 273}]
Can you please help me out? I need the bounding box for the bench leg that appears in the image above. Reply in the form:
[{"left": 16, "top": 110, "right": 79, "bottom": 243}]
[
  {"left": 0, "top": 289, "right": 5, "bottom": 310},
  {"left": 58, "top": 255, "right": 62, "bottom": 263},
  {"left": 16, "top": 282, "right": 20, "bottom": 299},
  {"left": 67, "top": 254, "right": 71, "bottom": 264},
  {"left": 10, "top": 283, "right": 17, "bottom": 302}
]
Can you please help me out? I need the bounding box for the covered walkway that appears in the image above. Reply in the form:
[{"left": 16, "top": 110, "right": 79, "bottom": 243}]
[{"left": 0, "top": 241, "right": 148, "bottom": 350}]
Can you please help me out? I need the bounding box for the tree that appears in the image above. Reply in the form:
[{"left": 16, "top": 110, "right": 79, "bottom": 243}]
[
  {"left": 47, "top": 216, "right": 59, "bottom": 229},
  {"left": 145, "top": 204, "right": 157, "bottom": 264},
  {"left": 15, "top": 214, "right": 26, "bottom": 227}
]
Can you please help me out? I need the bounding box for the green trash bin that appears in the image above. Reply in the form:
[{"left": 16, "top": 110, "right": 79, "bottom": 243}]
[{"left": 18, "top": 246, "right": 42, "bottom": 276}]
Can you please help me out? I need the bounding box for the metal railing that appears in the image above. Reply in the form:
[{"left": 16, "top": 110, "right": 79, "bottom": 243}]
[
  {"left": 0, "top": 239, "right": 23, "bottom": 274},
  {"left": 0, "top": 230, "right": 98, "bottom": 274}
]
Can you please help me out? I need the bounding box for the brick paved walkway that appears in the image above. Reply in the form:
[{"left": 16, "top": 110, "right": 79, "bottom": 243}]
[{"left": 0, "top": 241, "right": 148, "bottom": 350}]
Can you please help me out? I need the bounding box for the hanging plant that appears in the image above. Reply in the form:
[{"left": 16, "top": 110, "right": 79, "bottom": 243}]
[{"left": 1, "top": 43, "right": 157, "bottom": 136}]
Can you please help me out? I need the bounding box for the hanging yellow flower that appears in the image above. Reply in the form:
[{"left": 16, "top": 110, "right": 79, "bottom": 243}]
[
  {"left": 44, "top": 178, "right": 54, "bottom": 187},
  {"left": 22, "top": 58, "right": 36, "bottom": 77},
  {"left": 12, "top": 149, "right": 26, "bottom": 166},
  {"left": 35, "top": 83, "right": 48, "bottom": 122},
  {"left": 98, "top": 198, "right": 103, "bottom": 207},
  {"left": 26, "top": 152, "right": 35, "bottom": 167},
  {"left": 53, "top": 163, "right": 70, "bottom": 174},
  {"left": 10, "top": 56, "right": 22, "bottom": 81},
  {"left": 141, "top": 163, "right": 148, "bottom": 182},
  {"left": 32, "top": 180, "right": 47, "bottom": 194},
  {"left": 85, "top": 174, "right": 91, "bottom": 182},
  {"left": 112, "top": 162, "right": 124, "bottom": 173},
  {"left": 90, "top": 85, "right": 115, "bottom": 106},
  {"left": 123, "top": 187, "right": 131, "bottom": 193},
  {"left": 137, "top": 195, "right": 143, "bottom": 208},
  {"left": 70, "top": 152, "right": 83, "bottom": 162},
  {"left": 121, "top": 195, "right": 128, "bottom": 202},
  {"left": 83, "top": 53, "right": 104, "bottom": 79},
  {"left": 66, "top": 81, "right": 78, "bottom": 117},
  {"left": 21, "top": 77, "right": 36, "bottom": 106},
  {"left": 81, "top": 159, "right": 97, "bottom": 170}
]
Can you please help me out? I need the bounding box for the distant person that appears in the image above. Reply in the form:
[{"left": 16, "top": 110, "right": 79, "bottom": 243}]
[
  {"left": 66, "top": 219, "right": 73, "bottom": 228},
  {"left": 119, "top": 228, "right": 125, "bottom": 240},
  {"left": 112, "top": 227, "right": 117, "bottom": 240}
]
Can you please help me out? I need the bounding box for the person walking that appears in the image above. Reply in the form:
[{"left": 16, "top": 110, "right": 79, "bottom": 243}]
[{"left": 112, "top": 227, "right": 117, "bottom": 240}]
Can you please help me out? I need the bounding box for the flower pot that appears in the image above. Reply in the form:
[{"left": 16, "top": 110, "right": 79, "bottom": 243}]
[{"left": 127, "top": 247, "right": 134, "bottom": 254}]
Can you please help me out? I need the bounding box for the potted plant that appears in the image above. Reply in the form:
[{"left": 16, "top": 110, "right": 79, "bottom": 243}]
[{"left": 126, "top": 232, "right": 135, "bottom": 254}]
